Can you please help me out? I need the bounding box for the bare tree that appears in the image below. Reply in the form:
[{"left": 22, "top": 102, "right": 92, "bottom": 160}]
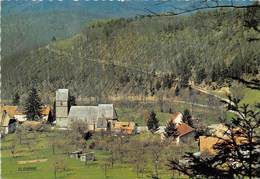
[
  {"left": 149, "top": 139, "right": 163, "bottom": 178},
  {"left": 15, "top": 125, "right": 26, "bottom": 145},
  {"left": 53, "top": 156, "right": 67, "bottom": 179},
  {"left": 10, "top": 138, "right": 17, "bottom": 158},
  {"left": 67, "top": 120, "right": 89, "bottom": 150},
  {"left": 126, "top": 139, "right": 147, "bottom": 178}
]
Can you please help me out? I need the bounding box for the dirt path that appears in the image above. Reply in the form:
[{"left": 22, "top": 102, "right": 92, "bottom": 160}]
[
  {"left": 107, "top": 95, "right": 221, "bottom": 109},
  {"left": 191, "top": 86, "right": 229, "bottom": 102},
  {"left": 17, "top": 159, "right": 48, "bottom": 165}
]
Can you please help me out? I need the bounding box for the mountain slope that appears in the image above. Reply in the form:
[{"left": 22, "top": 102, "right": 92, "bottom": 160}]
[
  {"left": 2, "top": 0, "right": 252, "bottom": 57},
  {"left": 2, "top": 0, "right": 194, "bottom": 58},
  {"left": 2, "top": 9, "right": 259, "bottom": 101}
]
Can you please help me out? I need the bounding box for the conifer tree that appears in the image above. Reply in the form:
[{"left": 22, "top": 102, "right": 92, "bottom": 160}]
[
  {"left": 12, "top": 92, "right": 20, "bottom": 106},
  {"left": 147, "top": 111, "right": 159, "bottom": 133},
  {"left": 183, "top": 109, "right": 193, "bottom": 127},
  {"left": 24, "top": 87, "right": 43, "bottom": 121},
  {"left": 164, "top": 120, "right": 179, "bottom": 139}
]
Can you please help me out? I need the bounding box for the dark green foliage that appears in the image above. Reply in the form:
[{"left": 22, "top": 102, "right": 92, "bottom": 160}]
[
  {"left": 195, "top": 66, "right": 206, "bottom": 84},
  {"left": 155, "top": 80, "right": 161, "bottom": 91},
  {"left": 168, "top": 108, "right": 172, "bottom": 114},
  {"left": 24, "top": 87, "right": 43, "bottom": 121},
  {"left": 162, "top": 74, "right": 174, "bottom": 89},
  {"left": 12, "top": 92, "right": 20, "bottom": 106},
  {"left": 175, "top": 85, "right": 180, "bottom": 96},
  {"left": 69, "top": 95, "right": 76, "bottom": 106},
  {"left": 52, "top": 36, "right": 57, "bottom": 42},
  {"left": 243, "top": 2, "right": 260, "bottom": 33},
  {"left": 164, "top": 120, "right": 179, "bottom": 139},
  {"left": 183, "top": 109, "right": 193, "bottom": 127},
  {"left": 147, "top": 111, "right": 159, "bottom": 133}
]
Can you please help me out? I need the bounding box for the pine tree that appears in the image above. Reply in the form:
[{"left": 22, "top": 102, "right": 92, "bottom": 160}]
[
  {"left": 164, "top": 120, "right": 179, "bottom": 139},
  {"left": 175, "top": 85, "right": 180, "bottom": 96},
  {"left": 12, "top": 92, "right": 20, "bottom": 106},
  {"left": 24, "top": 87, "right": 43, "bottom": 121},
  {"left": 183, "top": 109, "right": 193, "bottom": 127},
  {"left": 147, "top": 111, "right": 159, "bottom": 133}
]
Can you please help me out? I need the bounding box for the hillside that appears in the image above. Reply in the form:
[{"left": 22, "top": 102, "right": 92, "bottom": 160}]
[
  {"left": 2, "top": 9, "right": 260, "bottom": 103},
  {"left": 2, "top": 0, "right": 252, "bottom": 58},
  {"left": 2, "top": 0, "right": 197, "bottom": 58}
]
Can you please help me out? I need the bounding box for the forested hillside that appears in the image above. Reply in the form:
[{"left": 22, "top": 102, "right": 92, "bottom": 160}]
[
  {"left": 2, "top": 0, "right": 194, "bottom": 58},
  {"left": 2, "top": 9, "right": 260, "bottom": 102}
]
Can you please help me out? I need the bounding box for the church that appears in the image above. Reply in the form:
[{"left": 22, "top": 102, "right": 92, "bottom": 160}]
[{"left": 55, "top": 89, "right": 118, "bottom": 131}]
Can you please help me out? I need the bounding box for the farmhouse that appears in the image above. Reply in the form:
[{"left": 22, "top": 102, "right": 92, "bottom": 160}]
[
  {"left": 166, "top": 112, "right": 195, "bottom": 144},
  {"left": 175, "top": 122, "right": 195, "bottom": 144},
  {"left": 156, "top": 112, "right": 195, "bottom": 144}
]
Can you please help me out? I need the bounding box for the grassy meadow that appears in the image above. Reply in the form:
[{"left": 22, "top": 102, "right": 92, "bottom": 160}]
[{"left": 1, "top": 130, "right": 197, "bottom": 179}]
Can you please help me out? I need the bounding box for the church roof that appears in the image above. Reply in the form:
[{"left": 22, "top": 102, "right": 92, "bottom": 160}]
[
  {"left": 68, "top": 104, "right": 117, "bottom": 125},
  {"left": 68, "top": 106, "right": 98, "bottom": 124},
  {"left": 98, "top": 104, "right": 117, "bottom": 119}
]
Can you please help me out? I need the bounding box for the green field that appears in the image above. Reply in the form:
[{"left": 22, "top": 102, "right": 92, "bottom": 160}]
[
  {"left": 116, "top": 104, "right": 224, "bottom": 126},
  {"left": 240, "top": 88, "right": 260, "bottom": 105},
  {"left": 1, "top": 131, "right": 194, "bottom": 179}
]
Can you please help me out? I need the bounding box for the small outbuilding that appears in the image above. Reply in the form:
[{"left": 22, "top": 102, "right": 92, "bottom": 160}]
[
  {"left": 80, "top": 152, "right": 95, "bottom": 162},
  {"left": 69, "top": 150, "right": 82, "bottom": 159}
]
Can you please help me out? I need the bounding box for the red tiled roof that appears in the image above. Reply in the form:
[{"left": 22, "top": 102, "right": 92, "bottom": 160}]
[{"left": 177, "top": 123, "right": 195, "bottom": 137}]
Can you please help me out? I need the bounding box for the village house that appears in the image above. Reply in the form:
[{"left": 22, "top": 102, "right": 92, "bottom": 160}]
[
  {"left": 111, "top": 121, "right": 135, "bottom": 135},
  {"left": 171, "top": 112, "right": 195, "bottom": 144},
  {"left": 158, "top": 112, "right": 195, "bottom": 144},
  {"left": 199, "top": 123, "right": 247, "bottom": 156},
  {"left": 0, "top": 105, "right": 52, "bottom": 134},
  {"left": 175, "top": 123, "right": 195, "bottom": 144}
]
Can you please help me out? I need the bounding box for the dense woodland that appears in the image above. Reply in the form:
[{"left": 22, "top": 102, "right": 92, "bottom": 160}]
[{"left": 2, "top": 8, "right": 260, "bottom": 102}]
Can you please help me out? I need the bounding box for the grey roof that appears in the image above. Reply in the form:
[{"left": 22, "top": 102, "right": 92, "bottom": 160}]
[
  {"left": 98, "top": 104, "right": 117, "bottom": 119},
  {"left": 56, "top": 89, "right": 69, "bottom": 101},
  {"left": 68, "top": 104, "right": 117, "bottom": 126},
  {"left": 68, "top": 106, "right": 98, "bottom": 124}
]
